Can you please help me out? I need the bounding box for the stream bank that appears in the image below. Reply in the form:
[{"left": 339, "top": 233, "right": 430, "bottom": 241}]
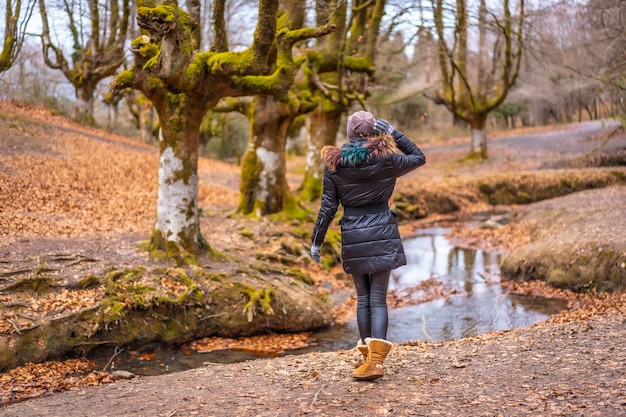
[{"left": 498, "top": 186, "right": 626, "bottom": 292}]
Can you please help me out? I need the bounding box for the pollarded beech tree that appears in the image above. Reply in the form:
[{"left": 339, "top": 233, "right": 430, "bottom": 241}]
[
  {"left": 298, "top": 0, "right": 387, "bottom": 201},
  {"left": 110, "top": 0, "right": 334, "bottom": 259},
  {"left": 236, "top": 0, "right": 327, "bottom": 217},
  {"left": 38, "top": 0, "right": 131, "bottom": 123},
  {"left": 0, "top": 0, "right": 36, "bottom": 73},
  {"left": 431, "top": 0, "right": 525, "bottom": 159}
]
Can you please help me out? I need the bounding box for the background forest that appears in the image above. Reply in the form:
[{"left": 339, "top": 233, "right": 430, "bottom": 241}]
[
  {"left": 2, "top": 0, "right": 624, "bottom": 153},
  {"left": 1, "top": 0, "right": 625, "bottom": 256}
]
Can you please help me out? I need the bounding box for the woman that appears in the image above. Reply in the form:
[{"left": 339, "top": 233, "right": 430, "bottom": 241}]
[{"left": 311, "top": 110, "right": 426, "bottom": 381}]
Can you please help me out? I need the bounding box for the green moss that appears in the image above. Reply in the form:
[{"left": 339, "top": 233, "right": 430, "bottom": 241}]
[
  {"left": 115, "top": 69, "right": 135, "bottom": 87},
  {"left": 6, "top": 277, "right": 54, "bottom": 293},
  {"left": 101, "top": 267, "right": 206, "bottom": 324},
  {"left": 144, "top": 55, "right": 158, "bottom": 71},
  {"left": 147, "top": 229, "right": 199, "bottom": 266},
  {"left": 147, "top": 76, "right": 165, "bottom": 90},
  {"left": 269, "top": 193, "right": 312, "bottom": 222},
  {"left": 610, "top": 170, "right": 624, "bottom": 180},
  {"left": 103, "top": 301, "right": 127, "bottom": 323},
  {"left": 185, "top": 52, "right": 209, "bottom": 80},
  {"left": 320, "top": 98, "right": 339, "bottom": 113},
  {"left": 77, "top": 275, "right": 101, "bottom": 289},
  {"left": 233, "top": 69, "right": 286, "bottom": 95},
  {"left": 197, "top": 271, "right": 229, "bottom": 282},
  {"left": 298, "top": 174, "right": 323, "bottom": 202},
  {"left": 206, "top": 49, "right": 254, "bottom": 74},
  {"left": 287, "top": 267, "right": 314, "bottom": 285},
  {"left": 138, "top": 4, "right": 176, "bottom": 23},
  {"left": 236, "top": 283, "right": 275, "bottom": 322},
  {"left": 343, "top": 55, "right": 374, "bottom": 73},
  {"left": 238, "top": 147, "right": 262, "bottom": 214},
  {"left": 239, "top": 228, "right": 254, "bottom": 239}
]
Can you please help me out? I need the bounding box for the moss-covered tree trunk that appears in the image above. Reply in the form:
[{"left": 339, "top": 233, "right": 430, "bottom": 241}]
[
  {"left": 239, "top": 95, "right": 297, "bottom": 215},
  {"left": 150, "top": 95, "right": 204, "bottom": 256},
  {"left": 297, "top": 0, "right": 385, "bottom": 201},
  {"left": 111, "top": 0, "right": 335, "bottom": 258},
  {"left": 299, "top": 106, "right": 342, "bottom": 201}
]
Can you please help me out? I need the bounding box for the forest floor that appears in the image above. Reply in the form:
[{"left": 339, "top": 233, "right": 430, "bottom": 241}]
[{"left": 1, "top": 101, "right": 625, "bottom": 416}]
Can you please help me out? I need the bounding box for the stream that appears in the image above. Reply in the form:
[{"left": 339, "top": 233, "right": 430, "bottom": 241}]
[{"left": 92, "top": 227, "right": 568, "bottom": 375}]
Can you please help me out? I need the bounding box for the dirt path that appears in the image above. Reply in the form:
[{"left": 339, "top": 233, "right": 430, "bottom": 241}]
[{"left": 2, "top": 306, "right": 624, "bottom": 417}]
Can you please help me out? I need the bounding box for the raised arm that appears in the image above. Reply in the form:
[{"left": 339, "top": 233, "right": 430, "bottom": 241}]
[{"left": 374, "top": 118, "right": 426, "bottom": 177}]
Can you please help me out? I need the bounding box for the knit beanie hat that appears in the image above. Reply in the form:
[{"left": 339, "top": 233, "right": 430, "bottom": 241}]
[{"left": 346, "top": 110, "right": 376, "bottom": 138}]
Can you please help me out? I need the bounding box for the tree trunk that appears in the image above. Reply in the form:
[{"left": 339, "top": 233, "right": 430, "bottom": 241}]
[
  {"left": 76, "top": 83, "right": 96, "bottom": 124},
  {"left": 239, "top": 95, "right": 295, "bottom": 216},
  {"left": 299, "top": 107, "right": 342, "bottom": 201},
  {"left": 470, "top": 113, "right": 488, "bottom": 159},
  {"left": 140, "top": 101, "right": 156, "bottom": 144},
  {"left": 151, "top": 96, "right": 203, "bottom": 256}
]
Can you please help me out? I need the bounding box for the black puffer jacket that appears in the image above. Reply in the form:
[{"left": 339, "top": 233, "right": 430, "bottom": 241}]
[{"left": 312, "top": 131, "right": 426, "bottom": 275}]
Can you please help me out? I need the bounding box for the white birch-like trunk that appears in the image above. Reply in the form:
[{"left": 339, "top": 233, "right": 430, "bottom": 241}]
[
  {"left": 254, "top": 146, "right": 280, "bottom": 217},
  {"left": 304, "top": 116, "right": 323, "bottom": 182},
  {"left": 471, "top": 127, "right": 487, "bottom": 157},
  {"left": 155, "top": 146, "right": 198, "bottom": 249}
]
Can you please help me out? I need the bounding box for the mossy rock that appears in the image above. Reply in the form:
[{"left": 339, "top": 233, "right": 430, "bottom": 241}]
[{"left": 500, "top": 241, "right": 626, "bottom": 293}]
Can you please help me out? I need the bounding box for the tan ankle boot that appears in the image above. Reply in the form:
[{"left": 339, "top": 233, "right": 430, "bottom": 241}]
[
  {"left": 355, "top": 339, "right": 368, "bottom": 364},
  {"left": 351, "top": 338, "right": 392, "bottom": 381}
]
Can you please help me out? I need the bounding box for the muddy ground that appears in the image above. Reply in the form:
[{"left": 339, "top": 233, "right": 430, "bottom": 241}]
[{"left": 1, "top": 101, "right": 625, "bottom": 416}]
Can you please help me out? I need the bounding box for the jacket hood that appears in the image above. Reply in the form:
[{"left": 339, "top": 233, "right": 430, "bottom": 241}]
[{"left": 321, "top": 135, "right": 396, "bottom": 172}]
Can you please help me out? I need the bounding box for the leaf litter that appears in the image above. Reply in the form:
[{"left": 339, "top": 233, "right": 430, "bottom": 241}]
[{"left": 0, "top": 102, "right": 625, "bottom": 415}]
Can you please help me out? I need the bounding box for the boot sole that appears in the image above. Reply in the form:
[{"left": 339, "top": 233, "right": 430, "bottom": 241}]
[{"left": 352, "top": 370, "right": 383, "bottom": 381}]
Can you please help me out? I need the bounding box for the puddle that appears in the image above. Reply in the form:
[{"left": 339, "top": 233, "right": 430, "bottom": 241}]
[{"left": 91, "top": 227, "right": 568, "bottom": 375}]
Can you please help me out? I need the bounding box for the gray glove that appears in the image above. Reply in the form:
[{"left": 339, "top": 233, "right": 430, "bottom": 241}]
[
  {"left": 311, "top": 245, "right": 321, "bottom": 263},
  {"left": 374, "top": 118, "right": 395, "bottom": 135}
]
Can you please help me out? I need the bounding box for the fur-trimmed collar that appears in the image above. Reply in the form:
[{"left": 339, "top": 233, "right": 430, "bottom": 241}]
[{"left": 321, "top": 135, "right": 397, "bottom": 171}]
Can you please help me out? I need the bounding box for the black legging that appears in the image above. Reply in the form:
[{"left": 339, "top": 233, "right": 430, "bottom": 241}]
[{"left": 352, "top": 271, "right": 391, "bottom": 341}]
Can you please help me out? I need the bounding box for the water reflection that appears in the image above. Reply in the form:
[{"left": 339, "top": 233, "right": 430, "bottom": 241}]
[
  {"left": 391, "top": 227, "right": 501, "bottom": 292},
  {"left": 386, "top": 227, "right": 567, "bottom": 343}
]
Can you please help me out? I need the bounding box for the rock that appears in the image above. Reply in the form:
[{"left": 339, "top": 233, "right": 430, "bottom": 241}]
[{"left": 112, "top": 370, "right": 135, "bottom": 379}]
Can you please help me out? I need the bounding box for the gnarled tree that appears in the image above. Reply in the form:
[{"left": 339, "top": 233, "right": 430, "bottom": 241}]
[
  {"left": 38, "top": 0, "right": 131, "bottom": 122},
  {"left": 431, "top": 0, "right": 525, "bottom": 159},
  {"left": 0, "top": 0, "right": 35, "bottom": 73},
  {"left": 298, "top": 0, "right": 387, "bottom": 201},
  {"left": 236, "top": 0, "right": 325, "bottom": 216},
  {"left": 110, "top": 0, "right": 334, "bottom": 258}
]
